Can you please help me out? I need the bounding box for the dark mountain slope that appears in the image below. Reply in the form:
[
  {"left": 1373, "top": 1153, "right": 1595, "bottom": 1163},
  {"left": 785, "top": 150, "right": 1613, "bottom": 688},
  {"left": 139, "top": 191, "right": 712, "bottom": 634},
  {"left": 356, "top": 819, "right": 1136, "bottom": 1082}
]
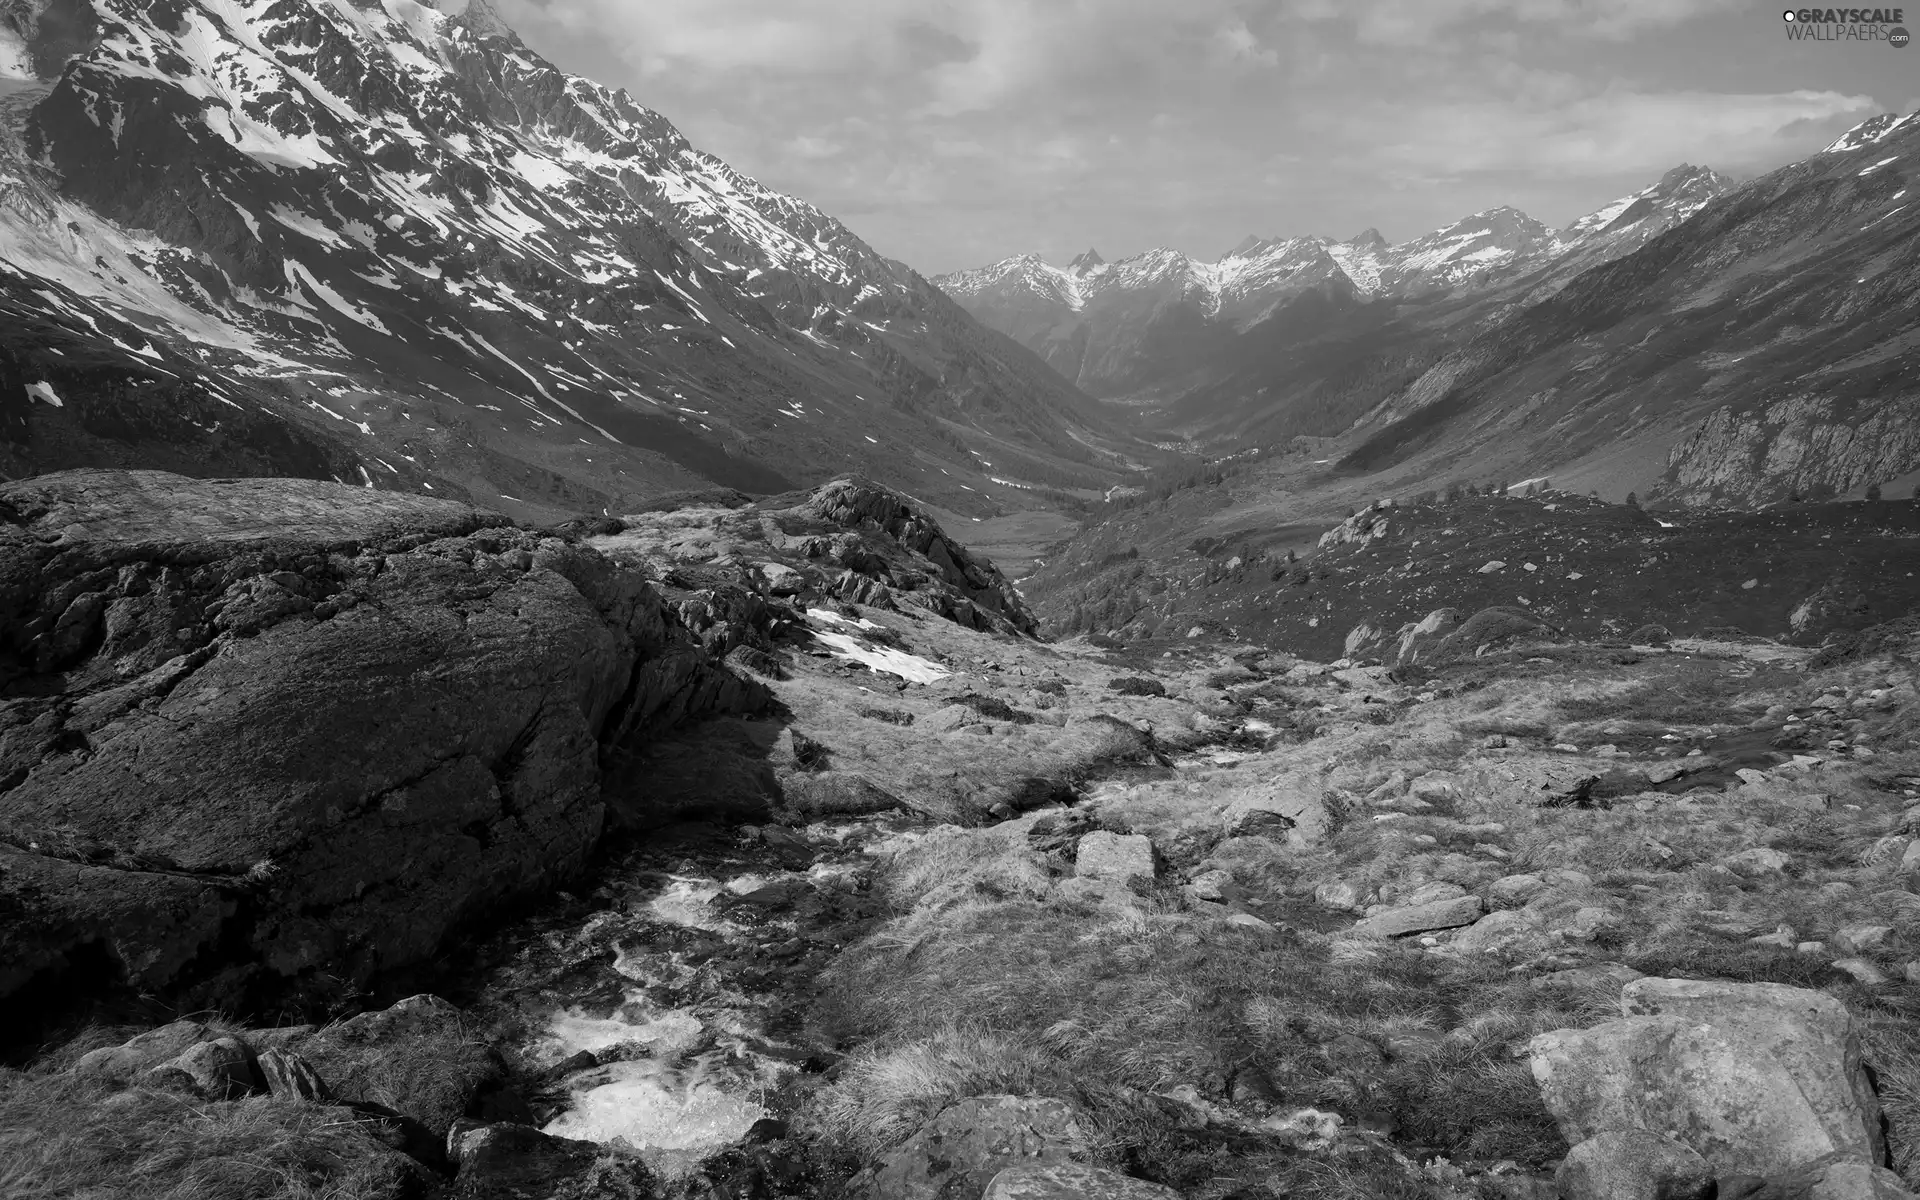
[{"left": 0, "top": 0, "right": 1145, "bottom": 519}]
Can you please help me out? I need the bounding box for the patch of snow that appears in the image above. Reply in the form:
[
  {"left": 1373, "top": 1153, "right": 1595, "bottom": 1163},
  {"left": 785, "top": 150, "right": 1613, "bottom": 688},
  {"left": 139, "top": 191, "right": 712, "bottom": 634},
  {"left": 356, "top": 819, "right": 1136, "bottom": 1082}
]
[
  {"left": 811, "top": 630, "right": 950, "bottom": 683},
  {"left": 24, "top": 381, "right": 62, "bottom": 407}
]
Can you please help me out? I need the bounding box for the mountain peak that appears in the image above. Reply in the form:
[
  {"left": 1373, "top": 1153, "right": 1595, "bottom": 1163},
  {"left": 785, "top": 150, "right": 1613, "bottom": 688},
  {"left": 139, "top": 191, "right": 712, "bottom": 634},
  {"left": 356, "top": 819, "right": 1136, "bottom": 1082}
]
[
  {"left": 1345, "top": 228, "right": 1387, "bottom": 249},
  {"left": 1223, "top": 235, "right": 1274, "bottom": 259},
  {"left": 1067, "top": 247, "right": 1105, "bottom": 273},
  {"left": 1822, "top": 110, "right": 1920, "bottom": 154}
]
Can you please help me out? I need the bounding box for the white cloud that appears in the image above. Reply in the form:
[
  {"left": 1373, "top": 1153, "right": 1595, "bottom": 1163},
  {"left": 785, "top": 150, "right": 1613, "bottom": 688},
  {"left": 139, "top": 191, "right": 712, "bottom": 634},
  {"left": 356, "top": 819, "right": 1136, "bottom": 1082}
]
[
  {"left": 1291, "top": 0, "right": 1748, "bottom": 45},
  {"left": 1352, "top": 88, "right": 1878, "bottom": 178}
]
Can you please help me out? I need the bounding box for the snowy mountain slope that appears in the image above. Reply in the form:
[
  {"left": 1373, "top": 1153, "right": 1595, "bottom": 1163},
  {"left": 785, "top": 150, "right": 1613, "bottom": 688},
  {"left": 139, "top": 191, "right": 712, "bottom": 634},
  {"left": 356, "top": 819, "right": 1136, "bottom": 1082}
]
[
  {"left": 0, "top": 0, "right": 1137, "bottom": 520},
  {"left": 935, "top": 166, "right": 1731, "bottom": 402}
]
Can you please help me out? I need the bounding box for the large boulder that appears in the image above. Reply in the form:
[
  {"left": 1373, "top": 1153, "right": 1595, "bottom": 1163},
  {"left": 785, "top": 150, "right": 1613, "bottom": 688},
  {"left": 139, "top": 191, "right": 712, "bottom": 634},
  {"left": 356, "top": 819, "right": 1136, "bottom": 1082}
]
[
  {"left": 0, "top": 470, "right": 768, "bottom": 1013},
  {"left": 1528, "top": 979, "right": 1887, "bottom": 1178}
]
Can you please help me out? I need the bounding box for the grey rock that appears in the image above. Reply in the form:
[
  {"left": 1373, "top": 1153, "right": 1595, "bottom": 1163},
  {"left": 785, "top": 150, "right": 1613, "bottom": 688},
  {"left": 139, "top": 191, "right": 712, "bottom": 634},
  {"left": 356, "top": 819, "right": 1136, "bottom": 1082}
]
[
  {"left": 0, "top": 471, "right": 770, "bottom": 1010},
  {"left": 1486, "top": 873, "right": 1549, "bottom": 908},
  {"left": 984, "top": 1161, "right": 1183, "bottom": 1199},
  {"left": 258, "top": 1048, "right": 333, "bottom": 1102},
  {"left": 1075, "top": 832, "right": 1156, "bottom": 887},
  {"left": 860, "top": 1094, "right": 1092, "bottom": 1200},
  {"left": 158, "top": 1036, "right": 263, "bottom": 1100},
  {"left": 1556, "top": 1130, "right": 1714, "bottom": 1200},
  {"left": 1354, "top": 895, "right": 1484, "bottom": 938},
  {"left": 1530, "top": 978, "right": 1886, "bottom": 1176},
  {"left": 72, "top": 1020, "right": 216, "bottom": 1081}
]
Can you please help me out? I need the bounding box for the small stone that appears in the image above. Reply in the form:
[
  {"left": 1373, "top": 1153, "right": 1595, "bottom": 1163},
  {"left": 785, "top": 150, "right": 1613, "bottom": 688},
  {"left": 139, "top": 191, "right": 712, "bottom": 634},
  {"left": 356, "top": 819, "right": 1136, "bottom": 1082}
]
[
  {"left": 1750, "top": 925, "right": 1798, "bottom": 949},
  {"left": 1722, "top": 847, "right": 1791, "bottom": 877},
  {"left": 1075, "top": 831, "right": 1156, "bottom": 886},
  {"left": 1314, "top": 880, "right": 1367, "bottom": 912},
  {"left": 257, "top": 1049, "right": 333, "bottom": 1102},
  {"left": 1835, "top": 925, "right": 1893, "bottom": 954},
  {"left": 1487, "top": 873, "right": 1549, "bottom": 908},
  {"left": 1354, "top": 895, "right": 1484, "bottom": 938},
  {"left": 158, "top": 1036, "right": 263, "bottom": 1101},
  {"left": 1798, "top": 941, "right": 1827, "bottom": 955},
  {"left": 1832, "top": 958, "right": 1888, "bottom": 986},
  {"left": 1647, "top": 763, "right": 1684, "bottom": 785}
]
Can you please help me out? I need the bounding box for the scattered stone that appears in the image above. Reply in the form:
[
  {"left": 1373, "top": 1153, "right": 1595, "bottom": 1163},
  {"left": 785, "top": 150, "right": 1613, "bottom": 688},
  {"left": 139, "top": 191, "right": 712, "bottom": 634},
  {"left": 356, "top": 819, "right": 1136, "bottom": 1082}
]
[
  {"left": 257, "top": 1048, "right": 333, "bottom": 1102},
  {"left": 1401, "top": 881, "right": 1468, "bottom": 907},
  {"left": 1835, "top": 925, "right": 1893, "bottom": 954},
  {"left": 1354, "top": 895, "right": 1484, "bottom": 938},
  {"left": 1313, "top": 880, "right": 1367, "bottom": 912},
  {"left": 780, "top": 771, "right": 907, "bottom": 817},
  {"left": 983, "top": 1162, "right": 1182, "bottom": 1200},
  {"left": 157, "top": 1036, "right": 263, "bottom": 1100},
  {"left": 1722, "top": 847, "right": 1791, "bottom": 877},
  {"left": 1486, "top": 874, "right": 1549, "bottom": 908},
  {"left": 1074, "top": 832, "right": 1156, "bottom": 887},
  {"left": 1832, "top": 958, "right": 1888, "bottom": 986},
  {"left": 859, "top": 1095, "right": 1092, "bottom": 1200},
  {"left": 1646, "top": 762, "right": 1685, "bottom": 785},
  {"left": 1452, "top": 909, "right": 1547, "bottom": 954},
  {"left": 1185, "top": 869, "right": 1231, "bottom": 902},
  {"left": 1530, "top": 963, "right": 1644, "bottom": 993},
  {"left": 72, "top": 1020, "right": 217, "bottom": 1081}
]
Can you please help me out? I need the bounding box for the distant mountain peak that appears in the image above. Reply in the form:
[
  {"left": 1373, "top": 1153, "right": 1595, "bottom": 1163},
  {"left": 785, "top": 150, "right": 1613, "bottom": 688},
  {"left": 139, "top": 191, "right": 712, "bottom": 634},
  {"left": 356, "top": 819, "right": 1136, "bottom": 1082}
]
[
  {"left": 1823, "top": 110, "right": 1920, "bottom": 154},
  {"left": 1223, "top": 235, "right": 1272, "bottom": 260},
  {"left": 1067, "top": 247, "right": 1105, "bottom": 273},
  {"left": 1345, "top": 228, "right": 1387, "bottom": 249}
]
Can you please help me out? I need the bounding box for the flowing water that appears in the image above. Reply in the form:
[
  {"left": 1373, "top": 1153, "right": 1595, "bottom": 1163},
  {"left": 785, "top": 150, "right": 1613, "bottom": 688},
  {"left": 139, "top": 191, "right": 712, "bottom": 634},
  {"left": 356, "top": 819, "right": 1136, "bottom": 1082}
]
[{"left": 451, "top": 813, "right": 922, "bottom": 1184}]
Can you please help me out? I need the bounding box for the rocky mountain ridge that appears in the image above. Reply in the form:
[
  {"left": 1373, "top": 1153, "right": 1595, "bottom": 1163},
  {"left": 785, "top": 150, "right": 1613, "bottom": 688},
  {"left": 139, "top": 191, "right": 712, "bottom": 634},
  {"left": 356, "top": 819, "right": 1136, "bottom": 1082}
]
[
  {"left": 934, "top": 165, "right": 1730, "bottom": 399},
  {"left": 0, "top": 0, "right": 1141, "bottom": 522}
]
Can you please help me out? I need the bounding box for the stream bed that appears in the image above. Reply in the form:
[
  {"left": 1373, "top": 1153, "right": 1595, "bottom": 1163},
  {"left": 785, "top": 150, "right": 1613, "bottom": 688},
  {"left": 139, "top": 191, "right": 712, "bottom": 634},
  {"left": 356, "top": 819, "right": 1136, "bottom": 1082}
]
[{"left": 448, "top": 811, "right": 924, "bottom": 1190}]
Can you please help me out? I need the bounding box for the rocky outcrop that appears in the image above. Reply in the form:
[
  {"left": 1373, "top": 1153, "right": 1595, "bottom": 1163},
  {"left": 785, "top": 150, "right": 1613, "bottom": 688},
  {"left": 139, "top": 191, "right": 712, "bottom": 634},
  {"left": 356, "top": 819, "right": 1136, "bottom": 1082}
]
[
  {"left": 0, "top": 469, "right": 769, "bottom": 1017},
  {"left": 800, "top": 478, "right": 1039, "bottom": 636},
  {"left": 1530, "top": 978, "right": 1893, "bottom": 1187},
  {"left": 1667, "top": 398, "right": 1920, "bottom": 507},
  {"left": 595, "top": 476, "right": 1040, "bottom": 641}
]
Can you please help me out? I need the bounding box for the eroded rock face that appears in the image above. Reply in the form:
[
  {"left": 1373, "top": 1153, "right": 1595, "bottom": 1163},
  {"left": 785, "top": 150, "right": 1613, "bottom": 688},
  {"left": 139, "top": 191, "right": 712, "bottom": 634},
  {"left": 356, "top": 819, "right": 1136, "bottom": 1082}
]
[{"left": 0, "top": 470, "right": 768, "bottom": 1015}]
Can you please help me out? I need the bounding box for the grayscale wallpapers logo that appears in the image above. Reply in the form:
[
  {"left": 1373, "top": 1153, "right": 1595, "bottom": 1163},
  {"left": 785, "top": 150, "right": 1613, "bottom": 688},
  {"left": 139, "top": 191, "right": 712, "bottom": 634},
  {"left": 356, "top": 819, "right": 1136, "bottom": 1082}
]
[{"left": 1782, "top": 7, "right": 1910, "bottom": 44}]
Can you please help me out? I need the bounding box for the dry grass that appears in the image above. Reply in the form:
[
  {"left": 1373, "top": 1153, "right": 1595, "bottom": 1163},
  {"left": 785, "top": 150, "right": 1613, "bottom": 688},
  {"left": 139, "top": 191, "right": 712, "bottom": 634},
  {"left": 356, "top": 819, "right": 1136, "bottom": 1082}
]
[{"left": 0, "top": 1071, "right": 418, "bottom": 1200}]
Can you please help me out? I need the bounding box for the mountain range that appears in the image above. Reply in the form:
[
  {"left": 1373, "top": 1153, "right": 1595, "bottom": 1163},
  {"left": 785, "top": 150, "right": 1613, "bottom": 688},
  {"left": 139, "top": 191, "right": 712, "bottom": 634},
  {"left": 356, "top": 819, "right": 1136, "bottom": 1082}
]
[
  {"left": 0, "top": 0, "right": 1144, "bottom": 525},
  {"left": 934, "top": 164, "right": 1731, "bottom": 401},
  {"left": 940, "top": 114, "right": 1920, "bottom": 511}
]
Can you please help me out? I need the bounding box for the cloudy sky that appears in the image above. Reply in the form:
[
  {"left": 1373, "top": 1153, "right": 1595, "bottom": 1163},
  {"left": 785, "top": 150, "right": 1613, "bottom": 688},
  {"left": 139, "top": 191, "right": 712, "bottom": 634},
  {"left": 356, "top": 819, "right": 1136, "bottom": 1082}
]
[{"left": 491, "top": 0, "right": 1919, "bottom": 275}]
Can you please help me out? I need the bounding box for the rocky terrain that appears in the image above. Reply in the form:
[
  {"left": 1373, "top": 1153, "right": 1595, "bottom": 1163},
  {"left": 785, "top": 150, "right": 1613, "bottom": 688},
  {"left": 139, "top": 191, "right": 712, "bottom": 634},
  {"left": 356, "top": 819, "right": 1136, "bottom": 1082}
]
[
  {"left": 5, "top": 471, "right": 1920, "bottom": 1200},
  {"left": 1027, "top": 484, "right": 1920, "bottom": 658},
  {"left": 0, "top": 0, "right": 1144, "bottom": 522}
]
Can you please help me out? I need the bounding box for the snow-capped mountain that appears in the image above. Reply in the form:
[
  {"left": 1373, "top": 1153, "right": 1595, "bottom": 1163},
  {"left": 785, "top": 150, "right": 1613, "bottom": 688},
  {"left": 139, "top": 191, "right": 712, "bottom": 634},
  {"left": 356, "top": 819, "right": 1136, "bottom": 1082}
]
[
  {"left": 936, "top": 166, "right": 1731, "bottom": 398},
  {"left": 0, "top": 0, "right": 1133, "bottom": 520}
]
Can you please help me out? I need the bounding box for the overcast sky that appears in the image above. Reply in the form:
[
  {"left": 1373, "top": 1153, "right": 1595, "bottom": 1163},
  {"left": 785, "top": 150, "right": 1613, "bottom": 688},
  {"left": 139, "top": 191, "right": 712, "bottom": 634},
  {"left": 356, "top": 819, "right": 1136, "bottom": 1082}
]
[{"left": 490, "top": 0, "right": 1920, "bottom": 275}]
